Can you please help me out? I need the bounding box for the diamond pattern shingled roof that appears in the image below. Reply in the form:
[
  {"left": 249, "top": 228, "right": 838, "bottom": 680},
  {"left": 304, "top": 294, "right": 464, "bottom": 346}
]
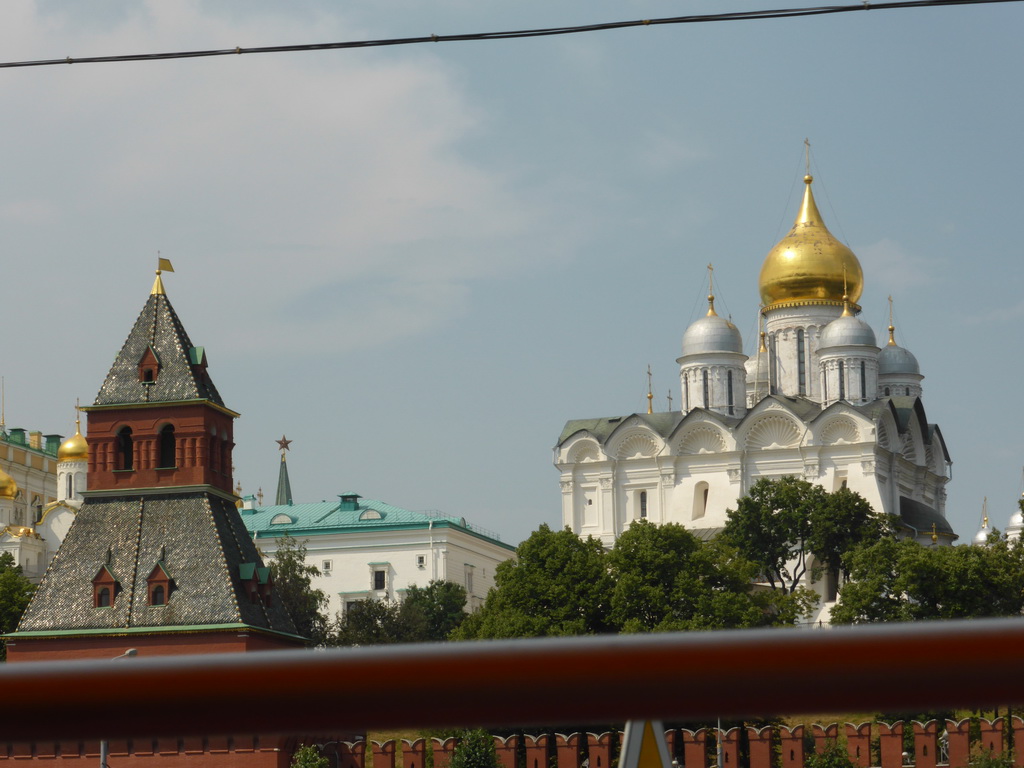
[
  {"left": 17, "top": 493, "right": 297, "bottom": 636},
  {"left": 93, "top": 292, "right": 224, "bottom": 407}
]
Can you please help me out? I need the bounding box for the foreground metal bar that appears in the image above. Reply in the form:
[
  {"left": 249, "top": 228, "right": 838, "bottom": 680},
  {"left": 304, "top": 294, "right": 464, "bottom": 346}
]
[{"left": 3, "top": 618, "right": 1024, "bottom": 740}]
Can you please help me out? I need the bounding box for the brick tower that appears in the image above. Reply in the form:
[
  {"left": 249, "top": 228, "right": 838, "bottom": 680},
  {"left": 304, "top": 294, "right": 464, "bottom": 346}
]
[{"left": 7, "top": 265, "right": 303, "bottom": 662}]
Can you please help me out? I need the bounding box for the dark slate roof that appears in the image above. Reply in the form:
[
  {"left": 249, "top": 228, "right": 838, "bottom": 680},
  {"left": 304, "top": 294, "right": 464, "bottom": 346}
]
[
  {"left": 16, "top": 492, "right": 298, "bottom": 636},
  {"left": 557, "top": 411, "right": 685, "bottom": 446},
  {"left": 93, "top": 292, "right": 225, "bottom": 407},
  {"left": 899, "top": 496, "right": 957, "bottom": 539}
]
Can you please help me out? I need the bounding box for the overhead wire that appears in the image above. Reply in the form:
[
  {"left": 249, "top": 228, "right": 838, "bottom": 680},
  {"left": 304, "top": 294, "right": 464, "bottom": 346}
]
[{"left": 0, "top": 0, "right": 1018, "bottom": 69}]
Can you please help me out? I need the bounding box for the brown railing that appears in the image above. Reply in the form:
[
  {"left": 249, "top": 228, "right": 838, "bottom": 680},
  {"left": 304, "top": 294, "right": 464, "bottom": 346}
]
[{"left": 4, "top": 617, "right": 1024, "bottom": 741}]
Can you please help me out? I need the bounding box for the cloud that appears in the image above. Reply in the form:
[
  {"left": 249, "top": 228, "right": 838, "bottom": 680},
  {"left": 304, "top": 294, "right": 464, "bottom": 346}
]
[
  {"left": 0, "top": 1, "right": 547, "bottom": 353},
  {"left": 854, "top": 237, "right": 940, "bottom": 293}
]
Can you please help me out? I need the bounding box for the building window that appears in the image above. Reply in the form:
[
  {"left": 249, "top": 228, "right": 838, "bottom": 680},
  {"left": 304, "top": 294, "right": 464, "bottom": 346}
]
[
  {"left": 373, "top": 569, "right": 386, "bottom": 591},
  {"left": 116, "top": 427, "right": 134, "bottom": 471},
  {"left": 838, "top": 361, "right": 846, "bottom": 401},
  {"left": 158, "top": 425, "right": 176, "bottom": 468},
  {"left": 702, "top": 370, "right": 709, "bottom": 409},
  {"left": 692, "top": 481, "right": 709, "bottom": 520},
  {"left": 151, "top": 585, "right": 165, "bottom": 606},
  {"left": 727, "top": 370, "right": 734, "bottom": 415},
  {"left": 465, "top": 565, "right": 475, "bottom": 595},
  {"left": 97, "top": 587, "right": 111, "bottom": 607},
  {"left": 684, "top": 374, "right": 689, "bottom": 411},
  {"left": 797, "top": 330, "right": 806, "bottom": 395},
  {"left": 769, "top": 334, "right": 778, "bottom": 394},
  {"left": 66, "top": 475, "right": 73, "bottom": 498},
  {"left": 884, "top": 387, "right": 891, "bottom": 396},
  {"left": 322, "top": 560, "right": 333, "bottom": 574},
  {"left": 638, "top": 490, "right": 648, "bottom": 519},
  {"left": 416, "top": 555, "right": 426, "bottom": 569},
  {"left": 860, "top": 361, "right": 867, "bottom": 403}
]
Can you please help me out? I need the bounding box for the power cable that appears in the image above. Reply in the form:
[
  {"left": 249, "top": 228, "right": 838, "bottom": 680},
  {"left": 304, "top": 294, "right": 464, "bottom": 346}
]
[{"left": 0, "top": 0, "right": 1018, "bottom": 70}]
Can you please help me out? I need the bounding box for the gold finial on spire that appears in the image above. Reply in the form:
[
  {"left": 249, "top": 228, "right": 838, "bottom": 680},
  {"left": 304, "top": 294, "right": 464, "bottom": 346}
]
[
  {"left": 706, "top": 263, "right": 718, "bottom": 317},
  {"left": 931, "top": 523, "right": 938, "bottom": 545},
  {"left": 887, "top": 295, "right": 897, "bottom": 346},
  {"left": 840, "top": 267, "right": 852, "bottom": 317},
  {"left": 982, "top": 496, "right": 989, "bottom": 529},
  {"left": 646, "top": 365, "right": 654, "bottom": 415},
  {"left": 804, "top": 138, "right": 811, "bottom": 176},
  {"left": 151, "top": 253, "right": 175, "bottom": 296}
]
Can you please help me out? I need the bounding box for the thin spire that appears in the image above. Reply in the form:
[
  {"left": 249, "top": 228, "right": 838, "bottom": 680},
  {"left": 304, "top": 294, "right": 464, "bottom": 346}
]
[
  {"left": 804, "top": 137, "right": 811, "bottom": 176},
  {"left": 982, "top": 496, "right": 989, "bottom": 529},
  {"left": 74, "top": 398, "right": 82, "bottom": 436},
  {"left": 840, "top": 267, "right": 852, "bottom": 317},
  {"left": 646, "top": 365, "right": 653, "bottom": 415},
  {"left": 706, "top": 263, "right": 718, "bottom": 316},
  {"left": 887, "top": 295, "right": 897, "bottom": 346},
  {"left": 666, "top": 390, "right": 673, "bottom": 412},
  {"left": 151, "top": 254, "right": 174, "bottom": 296},
  {"left": 275, "top": 435, "right": 293, "bottom": 506}
]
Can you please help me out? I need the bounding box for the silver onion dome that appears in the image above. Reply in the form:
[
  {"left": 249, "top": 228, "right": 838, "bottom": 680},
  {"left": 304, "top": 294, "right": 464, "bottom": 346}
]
[
  {"left": 681, "top": 302, "right": 743, "bottom": 357},
  {"left": 819, "top": 313, "right": 877, "bottom": 349}
]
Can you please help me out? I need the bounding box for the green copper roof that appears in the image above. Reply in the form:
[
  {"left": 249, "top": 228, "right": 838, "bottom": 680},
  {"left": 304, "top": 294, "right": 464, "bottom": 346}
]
[{"left": 242, "top": 495, "right": 512, "bottom": 550}]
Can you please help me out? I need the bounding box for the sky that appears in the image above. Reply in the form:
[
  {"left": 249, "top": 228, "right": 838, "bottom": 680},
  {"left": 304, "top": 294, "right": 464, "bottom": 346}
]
[{"left": 1, "top": 0, "right": 1021, "bottom": 546}]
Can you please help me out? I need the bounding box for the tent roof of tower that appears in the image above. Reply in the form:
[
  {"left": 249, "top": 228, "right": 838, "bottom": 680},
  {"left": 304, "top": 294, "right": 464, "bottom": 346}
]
[{"left": 92, "top": 291, "right": 226, "bottom": 408}]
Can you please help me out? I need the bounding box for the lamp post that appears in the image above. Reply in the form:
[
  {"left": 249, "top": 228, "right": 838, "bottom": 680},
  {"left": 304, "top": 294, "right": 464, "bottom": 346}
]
[{"left": 100, "top": 649, "right": 137, "bottom": 768}]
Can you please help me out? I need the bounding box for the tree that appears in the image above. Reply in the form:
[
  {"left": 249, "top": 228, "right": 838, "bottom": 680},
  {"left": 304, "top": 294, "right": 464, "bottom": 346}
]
[
  {"left": 721, "top": 477, "right": 890, "bottom": 594},
  {"left": 0, "top": 552, "right": 34, "bottom": 659},
  {"left": 453, "top": 524, "right": 613, "bottom": 639},
  {"left": 290, "top": 745, "right": 329, "bottom": 768},
  {"left": 332, "top": 597, "right": 407, "bottom": 645},
  {"left": 831, "top": 535, "right": 1024, "bottom": 624},
  {"left": 606, "top": 521, "right": 811, "bottom": 631},
  {"left": 402, "top": 580, "right": 468, "bottom": 640},
  {"left": 267, "top": 534, "right": 329, "bottom": 645},
  {"left": 448, "top": 730, "right": 500, "bottom": 768}
]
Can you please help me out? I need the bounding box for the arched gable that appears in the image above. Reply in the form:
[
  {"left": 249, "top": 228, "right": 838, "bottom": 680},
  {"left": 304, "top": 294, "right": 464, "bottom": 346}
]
[
  {"left": 603, "top": 416, "right": 665, "bottom": 460},
  {"left": 818, "top": 416, "right": 861, "bottom": 445},
  {"left": 564, "top": 437, "right": 603, "bottom": 464},
  {"left": 874, "top": 408, "right": 899, "bottom": 452},
  {"left": 675, "top": 425, "right": 728, "bottom": 455}
]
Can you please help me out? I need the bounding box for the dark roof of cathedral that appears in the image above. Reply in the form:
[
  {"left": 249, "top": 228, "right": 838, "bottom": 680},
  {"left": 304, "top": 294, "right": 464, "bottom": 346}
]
[
  {"left": 899, "top": 496, "right": 956, "bottom": 538},
  {"left": 93, "top": 292, "right": 225, "bottom": 407},
  {"left": 16, "top": 492, "right": 299, "bottom": 638}
]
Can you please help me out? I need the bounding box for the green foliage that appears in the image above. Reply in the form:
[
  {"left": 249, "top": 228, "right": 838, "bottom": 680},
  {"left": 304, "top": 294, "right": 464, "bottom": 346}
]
[
  {"left": 968, "top": 745, "right": 1015, "bottom": 768},
  {"left": 0, "top": 552, "right": 35, "bottom": 660},
  {"left": 805, "top": 741, "right": 855, "bottom": 768},
  {"left": 448, "top": 729, "right": 500, "bottom": 768},
  {"left": 453, "top": 524, "right": 613, "bottom": 639},
  {"left": 291, "top": 744, "right": 329, "bottom": 768},
  {"left": 721, "top": 477, "right": 890, "bottom": 594},
  {"left": 456, "top": 521, "right": 816, "bottom": 641},
  {"left": 607, "top": 521, "right": 806, "bottom": 631},
  {"left": 832, "top": 535, "right": 1024, "bottom": 624},
  {"left": 331, "top": 580, "right": 468, "bottom": 645},
  {"left": 268, "top": 534, "right": 329, "bottom": 645},
  {"left": 403, "top": 580, "right": 468, "bottom": 641}
]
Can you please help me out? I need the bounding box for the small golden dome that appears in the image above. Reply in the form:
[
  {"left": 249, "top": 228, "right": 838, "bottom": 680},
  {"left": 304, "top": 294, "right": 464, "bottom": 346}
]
[
  {"left": 758, "top": 175, "right": 863, "bottom": 310},
  {"left": 0, "top": 467, "right": 17, "bottom": 500},
  {"left": 58, "top": 424, "right": 89, "bottom": 462}
]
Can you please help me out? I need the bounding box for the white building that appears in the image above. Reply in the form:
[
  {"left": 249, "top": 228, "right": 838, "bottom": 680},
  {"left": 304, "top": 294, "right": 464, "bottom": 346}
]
[
  {"left": 0, "top": 420, "right": 84, "bottom": 581},
  {"left": 554, "top": 174, "right": 955, "bottom": 618},
  {"left": 242, "top": 492, "right": 515, "bottom": 616}
]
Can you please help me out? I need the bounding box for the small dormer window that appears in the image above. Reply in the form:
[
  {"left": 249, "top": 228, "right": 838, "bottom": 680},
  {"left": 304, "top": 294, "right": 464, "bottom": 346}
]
[
  {"left": 93, "top": 565, "right": 121, "bottom": 608},
  {"left": 138, "top": 345, "right": 161, "bottom": 384},
  {"left": 271, "top": 513, "right": 294, "bottom": 525},
  {"left": 359, "top": 509, "right": 383, "bottom": 521},
  {"left": 146, "top": 561, "right": 175, "bottom": 606}
]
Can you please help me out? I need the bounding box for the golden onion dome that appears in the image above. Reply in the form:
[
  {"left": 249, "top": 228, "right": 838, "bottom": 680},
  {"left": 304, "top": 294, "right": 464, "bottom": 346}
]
[
  {"left": 58, "top": 423, "right": 89, "bottom": 462},
  {"left": 0, "top": 467, "right": 17, "bottom": 500},
  {"left": 759, "top": 175, "right": 863, "bottom": 310}
]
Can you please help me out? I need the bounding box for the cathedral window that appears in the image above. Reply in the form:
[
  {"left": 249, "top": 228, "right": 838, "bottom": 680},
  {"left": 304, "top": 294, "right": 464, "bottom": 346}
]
[
  {"left": 684, "top": 375, "right": 689, "bottom": 411},
  {"left": 66, "top": 475, "right": 73, "bottom": 498},
  {"left": 768, "top": 335, "right": 778, "bottom": 394},
  {"left": 158, "top": 425, "right": 176, "bottom": 469},
  {"left": 702, "top": 370, "right": 709, "bottom": 409},
  {"left": 116, "top": 427, "right": 134, "bottom": 471},
  {"left": 692, "top": 482, "right": 709, "bottom": 520},
  {"left": 860, "top": 362, "right": 867, "bottom": 402},
  {"left": 727, "top": 371, "right": 734, "bottom": 415},
  {"left": 838, "top": 361, "right": 846, "bottom": 401},
  {"left": 639, "top": 490, "right": 648, "bottom": 519},
  {"left": 797, "top": 330, "right": 806, "bottom": 395},
  {"left": 884, "top": 387, "right": 891, "bottom": 396}
]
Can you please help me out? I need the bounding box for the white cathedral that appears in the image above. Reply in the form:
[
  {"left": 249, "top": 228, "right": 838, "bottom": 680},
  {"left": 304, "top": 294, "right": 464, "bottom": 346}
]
[{"left": 554, "top": 174, "right": 956, "bottom": 565}]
